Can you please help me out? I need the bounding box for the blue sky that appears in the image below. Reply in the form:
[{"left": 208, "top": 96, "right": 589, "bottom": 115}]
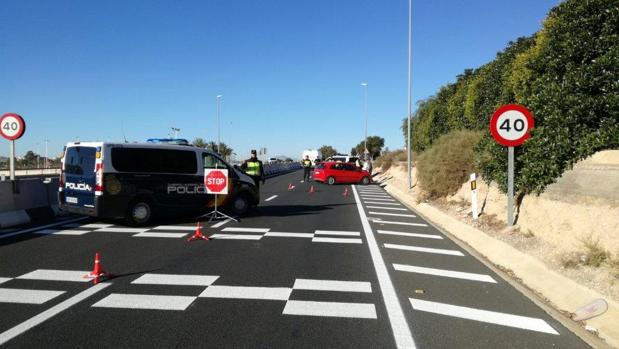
[{"left": 0, "top": 0, "right": 560, "bottom": 160}]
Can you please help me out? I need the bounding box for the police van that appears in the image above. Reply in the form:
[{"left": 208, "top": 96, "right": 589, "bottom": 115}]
[{"left": 58, "top": 142, "right": 260, "bottom": 225}]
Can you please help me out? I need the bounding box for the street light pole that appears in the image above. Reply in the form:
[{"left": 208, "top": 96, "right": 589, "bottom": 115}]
[
  {"left": 44, "top": 139, "right": 49, "bottom": 169},
  {"left": 216, "top": 95, "right": 223, "bottom": 154},
  {"left": 407, "top": 0, "right": 413, "bottom": 189},
  {"left": 361, "top": 82, "right": 368, "bottom": 156}
]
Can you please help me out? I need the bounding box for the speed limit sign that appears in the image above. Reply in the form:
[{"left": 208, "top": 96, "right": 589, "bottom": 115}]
[
  {"left": 489, "top": 104, "right": 534, "bottom": 147},
  {"left": 0, "top": 113, "right": 26, "bottom": 141}
]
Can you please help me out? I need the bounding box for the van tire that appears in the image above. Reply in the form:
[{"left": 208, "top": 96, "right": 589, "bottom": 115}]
[
  {"left": 126, "top": 199, "right": 153, "bottom": 226},
  {"left": 231, "top": 193, "right": 251, "bottom": 216},
  {"left": 361, "top": 176, "right": 370, "bottom": 185},
  {"left": 327, "top": 176, "right": 336, "bottom": 185}
]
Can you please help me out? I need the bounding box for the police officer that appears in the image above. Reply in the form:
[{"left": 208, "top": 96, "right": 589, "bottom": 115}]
[
  {"left": 301, "top": 155, "right": 312, "bottom": 182},
  {"left": 241, "top": 149, "right": 265, "bottom": 190}
]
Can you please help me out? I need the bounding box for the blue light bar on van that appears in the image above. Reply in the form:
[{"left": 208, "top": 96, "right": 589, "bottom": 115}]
[{"left": 146, "top": 138, "right": 190, "bottom": 145}]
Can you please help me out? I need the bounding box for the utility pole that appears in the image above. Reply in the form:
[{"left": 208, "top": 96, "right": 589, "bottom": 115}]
[{"left": 407, "top": 0, "right": 413, "bottom": 189}]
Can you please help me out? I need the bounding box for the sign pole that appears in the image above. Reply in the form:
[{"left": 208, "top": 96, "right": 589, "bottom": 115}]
[
  {"left": 9, "top": 140, "right": 15, "bottom": 181},
  {"left": 507, "top": 146, "right": 514, "bottom": 227}
]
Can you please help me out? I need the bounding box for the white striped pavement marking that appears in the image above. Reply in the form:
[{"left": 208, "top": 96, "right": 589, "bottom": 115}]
[
  {"left": 264, "top": 232, "right": 314, "bottom": 238},
  {"left": 0, "top": 278, "right": 10, "bottom": 285},
  {"left": 17, "top": 269, "right": 92, "bottom": 283},
  {"left": 211, "top": 218, "right": 231, "bottom": 228},
  {"left": 199, "top": 286, "right": 292, "bottom": 300},
  {"left": 293, "top": 279, "right": 372, "bottom": 293},
  {"left": 369, "top": 212, "right": 416, "bottom": 218},
  {"left": 210, "top": 234, "right": 263, "bottom": 240},
  {"left": 283, "top": 300, "right": 377, "bottom": 319},
  {"left": 385, "top": 243, "right": 464, "bottom": 256},
  {"left": 34, "top": 229, "right": 91, "bottom": 236},
  {"left": 369, "top": 218, "right": 428, "bottom": 227},
  {"left": 394, "top": 264, "right": 496, "bottom": 283},
  {"left": 377, "top": 230, "right": 443, "bottom": 240},
  {"left": 222, "top": 227, "right": 270, "bottom": 233},
  {"left": 352, "top": 185, "right": 417, "bottom": 348},
  {"left": 81, "top": 223, "right": 112, "bottom": 229},
  {"left": 362, "top": 198, "right": 396, "bottom": 202},
  {"left": 366, "top": 206, "right": 408, "bottom": 211},
  {"left": 314, "top": 230, "right": 360, "bottom": 236},
  {"left": 94, "top": 227, "right": 149, "bottom": 233},
  {"left": 312, "top": 237, "right": 363, "bottom": 244},
  {"left": 361, "top": 194, "right": 393, "bottom": 198},
  {"left": 364, "top": 201, "right": 402, "bottom": 206},
  {"left": 0, "top": 282, "right": 111, "bottom": 346},
  {"left": 92, "top": 294, "right": 196, "bottom": 311},
  {"left": 151, "top": 225, "right": 197, "bottom": 231},
  {"left": 0, "top": 217, "right": 88, "bottom": 240},
  {"left": 132, "top": 232, "right": 188, "bottom": 238},
  {"left": 409, "top": 298, "right": 559, "bottom": 335},
  {"left": 264, "top": 195, "right": 278, "bottom": 202},
  {"left": 60, "top": 223, "right": 82, "bottom": 228},
  {"left": 0, "top": 288, "right": 65, "bottom": 304},
  {"left": 132, "top": 274, "right": 219, "bottom": 286}
]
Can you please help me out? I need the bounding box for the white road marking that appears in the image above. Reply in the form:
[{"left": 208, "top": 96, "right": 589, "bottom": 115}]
[
  {"left": 265, "top": 195, "right": 278, "bottom": 202},
  {"left": 0, "top": 282, "right": 111, "bottom": 345},
  {"left": 92, "top": 294, "right": 196, "bottom": 311},
  {"left": 293, "top": 279, "right": 372, "bottom": 293},
  {"left": 362, "top": 198, "right": 396, "bottom": 202},
  {"left": 34, "top": 229, "right": 91, "bottom": 236},
  {"left": 314, "top": 230, "right": 360, "bottom": 236},
  {"left": 369, "top": 212, "right": 416, "bottom": 218},
  {"left": 222, "top": 227, "right": 270, "bottom": 233},
  {"left": 312, "top": 237, "right": 363, "bottom": 244},
  {"left": 0, "top": 217, "right": 89, "bottom": 240},
  {"left": 385, "top": 243, "right": 464, "bottom": 256},
  {"left": 361, "top": 193, "right": 391, "bottom": 197},
  {"left": 394, "top": 264, "right": 496, "bottom": 283},
  {"left": 60, "top": 223, "right": 82, "bottom": 228},
  {"left": 94, "top": 227, "right": 149, "bottom": 233},
  {"left": 132, "top": 232, "right": 188, "bottom": 238},
  {"left": 0, "top": 288, "right": 65, "bottom": 304},
  {"left": 369, "top": 218, "right": 428, "bottom": 227},
  {"left": 210, "top": 234, "right": 263, "bottom": 240},
  {"left": 366, "top": 206, "right": 408, "bottom": 211},
  {"left": 0, "top": 278, "right": 10, "bottom": 285},
  {"left": 17, "top": 269, "right": 92, "bottom": 283},
  {"left": 352, "top": 185, "right": 417, "bottom": 348},
  {"left": 364, "top": 201, "right": 402, "bottom": 206},
  {"left": 151, "top": 225, "right": 197, "bottom": 231},
  {"left": 210, "top": 219, "right": 231, "bottom": 228},
  {"left": 377, "top": 230, "right": 443, "bottom": 240},
  {"left": 132, "top": 274, "right": 219, "bottom": 286},
  {"left": 283, "top": 300, "right": 377, "bottom": 319},
  {"left": 199, "top": 286, "right": 292, "bottom": 300},
  {"left": 264, "top": 232, "right": 314, "bottom": 238},
  {"left": 409, "top": 298, "right": 559, "bottom": 335},
  {"left": 81, "top": 223, "right": 113, "bottom": 228}
]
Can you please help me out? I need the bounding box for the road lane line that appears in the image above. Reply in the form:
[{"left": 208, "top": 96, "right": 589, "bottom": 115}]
[
  {"left": 0, "top": 288, "right": 65, "bottom": 304},
  {"left": 199, "top": 286, "right": 292, "bottom": 300},
  {"left": 34, "top": 229, "right": 91, "bottom": 236},
  {"left": 377, "top": 230, "right": 443, "bottom": 240},
  {"left": 385, "top": 243, "right": 464, "bottom": 256},
  {"left": 293, "top": 279, "right": 372, "bottom": 293},
  {"left": 222, "top": 227, "right": 270, "bottom": 233},
  {"left": 211, "top": 218, "right": 231, "bottom": 228},
  {"left": 264, "top": 232, "right": 314, "bottom": 238},
  {"left": 311, "top": 237, "right": 362, "bottom": 244},
  {"left": 366, "top": 206, "right": 408, "bottom": 211},
  {"left": 94, "top": 227, "right": 149, "bottom": 233},
  {"left": 283, "top": 300, "right": 377, "bottom": 319},
  {"left": 264, "top": 195, "right": 278, "bottom": 202},
  {"left": 369, "top": 218, "right": 428, "bottom": 227},
  {"left": 365, "top": 201, "right": 402, "bottom": 206},
  {"left": 369, "top": 212, "right": 417, "bottom": 218},
  {"left": 0, "top": 278, "right": 10, "bottom": 285},
  {"left": 394, "top": 264, "right": 496, "bottom": 283},
  {"left": 362, "top": 198, "right": 396, "bottom": 202},
  {"left": 314, "top": 230, "right": 360, "bottom": 236},
  {"left": 210, "top": 234, "right": 263, "bottom": 240},
  {"left": 81, "top": 223, "right": 112, "bottom": 228},
  {"left": 151, "top": 225, "right": 197, "bottom": 231},
  {"left": 409, "top": 298, "right": 559, "bottom": 335},
  {"left": 352, "top": 185, "right": 417, "bottom": 349},
  {"left": 17, "top": 269, "right": 92, "bottom": 282},
  {"left": 132, "top": 274, "right": 219, "bottom": 286},
  {"left": 92, "top": 294, "right": 195, "bottom": 310},
  {"left": 132, "top": 232, "right": 188, "bottom": 238},
  {"left": 0, "top": 217, "right": 89, "bottom": 239},
  {"left": 0, "top": 282, "right": 111, "bottom": 345}
]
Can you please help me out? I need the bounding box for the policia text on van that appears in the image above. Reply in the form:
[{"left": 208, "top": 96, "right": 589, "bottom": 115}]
[{"left": 58, "top": 142, "right": 260, "bottom": 225}]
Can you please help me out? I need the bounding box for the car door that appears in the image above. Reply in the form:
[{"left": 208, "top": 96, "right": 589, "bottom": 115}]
[{"left": 343, "top": 163, "right": 360, "bottom": 183}]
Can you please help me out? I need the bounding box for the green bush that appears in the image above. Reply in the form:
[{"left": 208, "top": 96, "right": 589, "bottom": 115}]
[
  {"left": 417, "top": 130, "right": 482, "bottom": 199},
  {"left": 375, "top": 149, "right": 406, "bottom": 171}
]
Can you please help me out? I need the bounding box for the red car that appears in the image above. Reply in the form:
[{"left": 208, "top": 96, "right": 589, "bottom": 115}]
[{"left": 313, "top": 162, "right": 372, "bottom": 185}]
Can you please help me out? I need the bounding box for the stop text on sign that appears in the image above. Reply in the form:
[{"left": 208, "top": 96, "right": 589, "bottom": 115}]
[
  {"left": 489, "top": 104, "right": 534, "bottom": 147},
  {"left": 204, "top": 169, "right": 229, "bottom": 194}
]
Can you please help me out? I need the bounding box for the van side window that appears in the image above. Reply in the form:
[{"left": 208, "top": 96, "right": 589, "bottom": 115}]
[
  {"left": 111, "top": 148, "right": 197, "bottom": 174},
  {"left": 203, "top": 153, "right": 227, "bottom": 169}
]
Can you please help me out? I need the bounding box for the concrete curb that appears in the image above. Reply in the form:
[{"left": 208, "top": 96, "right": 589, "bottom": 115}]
[
  {"left": 0, "top": 206, "right": 63, "bottom": 229},
  {"left": 384, "top": 183, "right": 619, "bottom": 349}
]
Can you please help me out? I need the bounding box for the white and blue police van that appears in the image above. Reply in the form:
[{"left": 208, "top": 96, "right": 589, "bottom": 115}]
[{"left": 58, "top": 141, "right": 259, "bottom": 225}]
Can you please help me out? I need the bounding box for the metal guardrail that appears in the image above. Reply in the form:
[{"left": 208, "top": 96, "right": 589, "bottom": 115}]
[{"left": 0, "top": 168, "right": 60, "bottom": 179}]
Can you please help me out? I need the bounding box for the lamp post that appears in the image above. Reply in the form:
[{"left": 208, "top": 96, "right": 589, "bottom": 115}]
[
  {"left": 44, "top": 139, "right": 49, "bottom": 169},
  {"left": 361, "top": 82, "right": 368, "bottom": 157},
  {"left": 406, "top": 0, "right": 413, "bottom": 189},
  {"left": 171, "top": 127, "right": 180, "bottom": 139},
  {"left": 216, "top": 95, "right": 223, "bottom": 154}
]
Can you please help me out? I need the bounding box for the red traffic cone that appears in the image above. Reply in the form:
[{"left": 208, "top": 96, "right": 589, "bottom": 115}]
[
  {"left": 187, "top": 222, "right": 210, "bottom": 242},
  {"left": 343, "top": 187, "right": 349, "bottom": 197},
  {"left": 309, "top": 185, "right": 315, "bottom": 193},
  {"left": 83, "top": 252, "right": 111, "bottom": 284},
  {"left": 288, "top": 183, "right": 295, "bottom": 191}
]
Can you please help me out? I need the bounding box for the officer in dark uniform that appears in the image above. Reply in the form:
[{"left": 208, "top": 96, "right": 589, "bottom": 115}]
[
  {"left": 241, "top": 149, "right": 265, "bottom": 190},
  {"left": 301, "top": 155, "right": 312, "bottom": 182}
]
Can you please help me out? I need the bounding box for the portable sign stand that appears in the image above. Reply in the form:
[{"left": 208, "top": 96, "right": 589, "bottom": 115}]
[
  {"left": 1, "top": 113, "right": 27, "bottom": 183},
  {"left": 201, "top": 166, "right": 237, "bottom": 222},
  {"left": 489, "top": 104, "right": 534, "bottom": 227}
]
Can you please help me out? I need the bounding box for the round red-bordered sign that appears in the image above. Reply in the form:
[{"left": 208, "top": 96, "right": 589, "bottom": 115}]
[
  {"left": 204, "top": 169, "right": 228, "bottom": 194},
  {"left": 0, "top": 113, "right": 26, "bottom": 141},
  {"left": 489, "top": 104, "right": 534, "bottom": 147}
]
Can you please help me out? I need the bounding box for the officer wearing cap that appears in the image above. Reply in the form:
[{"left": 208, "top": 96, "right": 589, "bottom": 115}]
[{"left": 241, "top": 149, "right": 265, "bottom": 190}]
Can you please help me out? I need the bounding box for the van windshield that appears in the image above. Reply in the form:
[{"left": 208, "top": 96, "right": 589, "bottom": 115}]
[{"left": 64, "top": 146, "right": 96, "bottom": 175}]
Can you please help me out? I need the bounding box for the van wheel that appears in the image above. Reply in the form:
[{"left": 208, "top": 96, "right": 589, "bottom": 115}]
[
  {"left": 327, "top": 176, "right": 336, "bottom": 185},
  {"left": 126, "top": 199, "right": 153, "bottom": 226},
  {"left": 361, "top": 176, "right": 370, "bottom": 185},
  {"left": 231, "top": 193, "right": 250, "bottom": 216}
]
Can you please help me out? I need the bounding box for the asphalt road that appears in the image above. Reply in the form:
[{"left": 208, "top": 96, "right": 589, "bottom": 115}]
[{"left": 0, "top": 170, "right": 590, "bottom": 348}]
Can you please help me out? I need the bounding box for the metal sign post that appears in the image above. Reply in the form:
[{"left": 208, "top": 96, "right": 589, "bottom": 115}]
[
  {"left": 9, "top": 140, "right": 15, "bottom": 181},
  {"left": 507, "top": 146, "right": 514, "bottom": 226}
]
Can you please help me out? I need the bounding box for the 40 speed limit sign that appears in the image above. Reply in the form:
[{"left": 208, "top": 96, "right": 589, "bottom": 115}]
[
  {"left": 0, "top": 113, "right": 26, "bottom": 141},
  {"left": 489, "top": 104, "right": 534, "bottom": 147}
]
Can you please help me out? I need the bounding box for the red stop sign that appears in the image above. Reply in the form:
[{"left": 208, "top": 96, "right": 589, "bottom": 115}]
[{"left": 204, "top": 169, "right": 228, "bottom": 194}]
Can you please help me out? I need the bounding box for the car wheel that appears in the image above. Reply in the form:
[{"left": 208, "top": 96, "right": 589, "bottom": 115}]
[
  {"left": 361, "top": 176, "right": 370, "bottom": 185},
  {"left": 126, "top": 199, "right": 153, "bottom": 226},
  {"left": 231, "top": 193, "right": 250, "bottom": 216},
  {"left": 327, "top": 176, "right": 336, "bottom": 185}
]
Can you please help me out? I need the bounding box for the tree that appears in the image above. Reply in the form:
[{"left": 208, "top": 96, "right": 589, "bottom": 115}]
[
  {"left": 206, "top": 141, "right": 233, "bottom": 159},
  {"left": 192, "top": 138, "right": 207, "bottom": 148},
  {"left": 350, "top": 148, "right": 358, "bottom": 156},
  {"left": 319, "top": 145, "right": 337, "bottom": 159},
  {"left": 354, "top": 136, "right": 385, "bottom": 160}
]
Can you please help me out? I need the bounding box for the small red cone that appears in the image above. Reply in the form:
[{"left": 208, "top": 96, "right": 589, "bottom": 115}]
[
  {"left": 187, "top": 222, "right": 210, "bottom": 242},
  {"left": 288, "top": 183, "right": 295, "bottom": 191},
  {"left": 83, "top": 252, "right": 111, "bottom": 284},
  {"left": 343, "top": 187, "right": 349, "bottom": 197},
  {"left": 309, "top": 185, "right": 315, "bottom": 193}
]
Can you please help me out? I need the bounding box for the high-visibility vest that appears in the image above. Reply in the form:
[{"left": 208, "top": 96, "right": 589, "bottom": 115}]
[
  {"left": 246, "top": 161, "right": 261, "bottom": 176},
  {"left": 303, "top": 160, "right": 311, "bottom": 167}
]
